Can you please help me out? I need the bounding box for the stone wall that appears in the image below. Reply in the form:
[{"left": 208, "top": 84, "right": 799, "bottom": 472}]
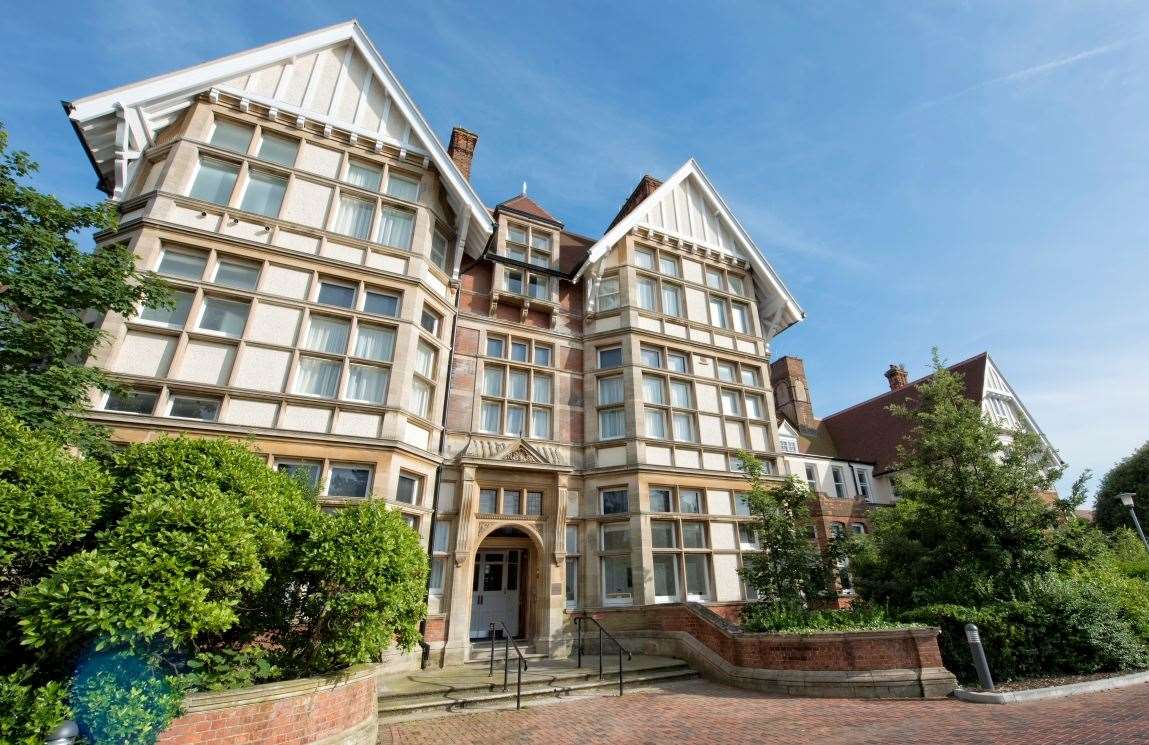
[
  {"left": 570, "top": 604, "right": 956, "bottom": 699},
  {"left": 157, "top": 665, "right": 379, "bottom": 745}
]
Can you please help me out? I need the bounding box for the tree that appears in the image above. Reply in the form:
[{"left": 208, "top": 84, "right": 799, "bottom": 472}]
[
  {"left": 850, "top": 350, "right": 1082, "bottom": 609},
  {"left": 0, "top": 123, "right": 168, "bottom": 441},
  {"left": 1093, "top": 441, "right": 1149, "bottom": 533},
  {"left": 737, "top": 452, "right": 835, "bottom": 609}
]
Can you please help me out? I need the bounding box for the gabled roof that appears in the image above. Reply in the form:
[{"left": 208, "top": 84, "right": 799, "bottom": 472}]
[
  {"left": 575, "top": 159, "right": 803, "bottom": 334},
  {"left": 495, "top": 193, "right": 563, "bottom": 228},
  {"left": 64, "top": 20, "right": 493, "bottom": 248}
]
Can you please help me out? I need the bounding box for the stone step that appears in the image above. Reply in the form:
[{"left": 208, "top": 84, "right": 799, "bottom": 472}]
[
  {"left": 378, "top": 666, "right": 698, "bottom": 721},
  {"left": 464, "top": 650, "right": 549, "bottom": 666}
]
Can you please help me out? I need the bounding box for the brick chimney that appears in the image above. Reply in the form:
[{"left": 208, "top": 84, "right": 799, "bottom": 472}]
[
  {"left": 447, "top": 127, "right": 478, "bottom": 181},
  {"left": 769, "top": 356, "right": 817, "bottom": 432},
  {"left": 884, "top": 364, "right": 908, "bottom": 391}
]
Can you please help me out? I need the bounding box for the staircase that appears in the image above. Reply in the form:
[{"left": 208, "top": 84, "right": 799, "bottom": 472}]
[{"left": 377, "top": 654, "right": 697, "bottom": 722}]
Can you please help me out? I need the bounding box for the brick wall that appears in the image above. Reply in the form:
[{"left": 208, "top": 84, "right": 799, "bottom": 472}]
[
  {"left": 157, "top": 665, "right": 378, "bottom": 745},
  {"left": 425, "top": 615, "right": 448, "bottom": 643}
]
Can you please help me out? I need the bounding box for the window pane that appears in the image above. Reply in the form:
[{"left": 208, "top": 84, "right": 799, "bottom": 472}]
[
  {"left": 531, "top": 407, "right": 551, "bottom": 439},
  {"left": 680, "top": 490, "right": 702, "bottom": 513},
  {"left": 728, "top": 275, "right": 746, "bottom": 296},
  {"left": 659, "top": 256, "right": 679, "bottom": 276},
  {"left": 599, "top": 408, "right": 624, "bottom": 439},
  {"left": 504, "top": 270, "right": 523, "bottom": 294},
  {"left": 508, "top": 370, "right": 529, "bottom": 400},
  {"left": 528, "top": 274, "right": 548, "bottom": 300},
  {"left": 190, "top": 157, "right": 239, "bottom": 205},
  {"left": 602, "top": 523, "right": 630, "bottom": 550},
  {"left": 210, "top": 120, "right": 253, "bottom": 152},
  {"left": 636, "top": 277, "right": 656, "bottom": 310},
  {"left": 276, "top": 461, "right": 321, "bottom": 489},
  {"left": 318, "top": 282, "right": 356, "bottom": 308},
  {"left": 667, "top": 352, "right": 688, "bottom": 374},
  {"left": 415, "top": 342, "right": 435, "bottom": 377},
  {"left": 635, "top": 248, "right": 655, "bottom": 269},
  {"left": 651, "top": 521, "right": 677, "bottom": 548},
  {"left": 328, "top": 466, "right": 371, "bottom": 498},
  {"left": 346, "top": 161, "right": 383, "bottom": 191},
  {"left": 745, "top": 394, "right": 764, "bottom": 419},
  {"left": 534, "top": 345, "right": 552, "bottom": 366},
  {"left": 643, "top": 375, "right": 666, "bottom": 404},
  {"left": 483, "top": 366, "right": 504, "bottom": 396},
  {"left": 431, "top": 232, "right": 449, "bottom": 271},
  {"left": 505, "top": 404, "right": 525, "bottom": 436},
  {"left": 257, "top": 133, "right": 298, "bottom": 166},
  {"left": 335, "top": 195, "right": 375, "bottom": 240},
  {"left": 640, "top": 347, "right": 662, "bottom": 368},
  {"left": 709, "top": 297, "right": 729, "bottom": 328},
  {"left": 565, "top": 526, "right": 580, "bottom": 555},
  {"left": 530, "top": 232, "right": 551, "bottom": 251},
  {"left": 502, "top": 490, "right": 522, "bottom": 515},
  {"left": 565, "top": 557, "right": 578, "bottom": 606},
  {"left": 717, "top": 362, "right": 736, "bottom": 382},
  {"left": 650, "top": 488, "right": 672, "bottom": 513},
  {"left": 603, "top": 556, "right": 632, "bottom": 600},
  {"left": 140, "top": 288, "right": 193, "bottom": 328},
  {"left": 526, "top": 491, "right": 543, "bottom": 515},
  {"left": 295, "top": 357, "right": 341, "bottom": 397},
  {"left": 105, "top": 389, "right": 158, "bottom": 415},
  {"left": 734, "top": 493, "right": 751, "bottom": 516},
  {"left": 721, "top": 390, "right": 742, "bottom": 416},
  {"left": 741, "top": 367, "right": 760, "bottom": 387},
  {"left": 240, "top": 170, "right": 287, "bottom": 217},
  {"left": 355, "top": 324, "right": 395, "bottom": 362},
  {"left": 169, "top": 395, "right": 220, "bottom": 421},
  {"left": 739, "top": 523, "right": 758, "bottom": 548},
  {"left": 378, "top": 207, "right": 414, "bottom": 249},
  {"left": 508, "top": 225, "right": 527, "bottom": 244},
  {"left": 305, "top": 315, "right": 350, "bottom": 354},
  {"left": 158, "top": 249, "right": 207, "bottom": 279},
  {"left": 486, "top": 336, "right": 505, "bottom": 358},
  {"left": 598, "top": 347, "right": 622, "bottom": 369},
  {"left": 672, "top": 413, "right": 696, "bottom": 442},
  {"left": 511, "top": 341, "right": 529, "bottom": 362},
  {"left": 706, "top": 268, "right": 724, "bottom": 289},
  {"left": 215, "top": 258, "right": 260, "bottom": 289},
  {"left": 645, "top": 409, "right": 667, "bottom": 439},
  {"left": 682, "top": 522, "right": 707, "bottom": 548},
  {"left": 430, "top": 557, "right": 446, "bottom": 592},
  {"left": 433, "top": 522, "right": 450, "bottom": 552},
  {"left": 670, "top": 380, "right": 693, "bottom": 408},
  {"left": 396, "top": 474, "right": 419, "bottom": 504},
  {"left": 532, "top": 374, "right": 552, "bottom": 404},
  {"left": 661, "top": 285, "right": 682, "bottom": 316},
  {"left": 198, "top": 297, "right": 249, "bottom": 336},
  {"left": 732, "top": 303, "right": 750, "bottom": 334},
  {"left": 685, "top": 554, "right": 709, "bottom": 597},
  {"left": 598, "top": 376, "right": 623, "bottom": 405},
  {"left": 479, "top": 489, "right": 498, "bottom": 513},
  {"left": 363, "top": 290, "right": 398, "bottom": 316},
  {"left": 386, "top": 174, "right": 420, "bottom": 201},
  {"left": 602, "top": 489, "right": 628, "bottom": 515},
  {"left": 598, "top": 277, "right": 620, "bottom": 310},
  {"left": 480, "top": 401, "right": 502, "bottom": 432},
  {"left": 346, "top": 364, "right": 388, "bottom": 403},
  {"left": 653, "top": 554, "right": 678, "bottom": 599},
  {"left": 411, "top": 379, "right": 432, "bottom": 417}
]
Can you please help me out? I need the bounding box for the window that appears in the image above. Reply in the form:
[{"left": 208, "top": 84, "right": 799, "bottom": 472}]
[
  {"left": 601, "top": 488, "right": 628, "bottom": 515},
  {"left": 304, "top": 315, "right": 350, "bottom": 354},
  {"left": 415, "top": 341, "right": 436, "bottom": 377},
  {"left": 670, "top": 380, "right": 693, "bottom": 408},
  {"left": 510, "top": 340, "right": 529, "bottom": 362},
  {"left": 597, "top": 376, "right": 623, "bottom": 405},
  {"left": 602, "top": 555, "right": 633, "bottom": 605},
  {"left": 636, "top": 277, "right": 656, "bottom": 310},
  {"left": 396, "top": 472, "right": 421, "bottom": 504},
  {"left": 857, "top": 470, "right": 871, "bottom": 499},
  {"left": 684, "top": 554, "right": 711, "bottom": 600},
  {"left": 645, "top": 409, "right": 667, "bottom": 439},
  {"left": 682, "top": 522, "right": 707, "bottom": 548},
  {"left": 680, "top": 490, "right": 702, "bottom": 513},
  {"left": 745, "top": 394, "right": 764, "bottom": 419},
  {"left": 851, "top": 522, "right": 867, "bottom": 535},
  {"left": 432, "top": 522, "right": 450, "bottom": 552},
  {"left": 805, "top": 464, "right": 818, "bottom": 492},
  {"left": 640, "top": 346, "right": 662, "bottom": 368},
  {"left": 659, "top": 255, "right": 680, "bottom": 277},
  {"left": 239, "top": 170, "right": 287, "bottom": 217},
  {"left": 526, "top": 491, "right": 543, "bottom": 515},
  {"left": 651, "top": 520, "right": 677, "bottom": 548},
  {"left": 328, "top": 465, "right": 372, "bottom": 498},
  {"left": 295, "top": 357, "right": 341, "bottom": 397},
  {"left": 601, "top": 522, "right": 630, "bottom": 550},
  {"left": 158, "top": 248, "right": 207, "bottom": 279},
  {"left": 363, "top": 289, "right": 399, "bottom": 317},
  {"left": 650, "top": 488, "right": 672, "bottom": 512},
  {"left": 667, "top": 351, "right": 689, "bottom": 374},
  {"left": 479, "top": 489, "right": 498, "bottom": 513},
  {"left": 214, "top": 257, "right": 260, "bottom": 289},
  {"left": 598, "top": 347, "right": 622, "bottom": 369},
  {"left": 504, "top": 269, "right": 523, "bottom": 295},
  {"left": 334, "top": 195, "right": 374, "bottom": 240},
  {"left": 104, "top": 388, "right": 158, "bottom": 415},
  {"left": 598, "top": 276, "right": 620, "bottom": 311},
  {"left": 732, "top": 302, "right": 751, "bottom": 334},
  {"left": 276, "top": 459, "right": 321, "bottom": 490},
  {"left": 197, "top": 296, "right": 249, "bottom": 337},
  {"left": 739, "top": 523, "right": 759, "bottom": 550},
  {"left": 481, "top": 366, "right": 551, "bottom": 439},
  {"left": 483, "top": 366, "right": 505, "bottom": 397},
  {"left": 529, "top": 232, "right": 552, "bottom": 266},
  {"left": 140, "top": 289, "right": 193, "bottom": 328},
  {"left": 661, "top": 284, "right": 683, "bottom": 316},
  {"left": 257, "top": 132, "right": 298, "bottom": 166},
  {"left": 598, "top": 407, "right": 625, "bottom": 439},
  {"left": 505, "top": 404, "right": 526, "bottom": 436},
  {"left": 318, "top": 280, "right": 356, "bottom": 309},
  {"left": 346, "top": 364, "right": 388, "bottom": 403},
  {"left": 420, "top": 306, "right": 442, "bottom": 335},
  {"left": 728, "top": 274, "right": 747, "bottom": 296},
  {"left": 708, "top": 296, "right": 729, "bottom": 328},
  {"left": 168, "top": 395, "right": 220, "bottom": 421},
  {"left": 430, "top": 556, "right": 446, "bottom": 594},
  {"left": 721, "top": 389, "right": 742, "bottom": 416},
  {"left": 643, "top": 375, "right": 667, "bottom": 405},
  {"left": 734, "top": 492, "right": 751, "bottom": 516},
  {"left": 635, "top": 247, "right": 655, "bottom": 269},
  {"left": 532, "top": 405, "right": 551, "bottom": 439},
  {"left": 830, "top": 522, "right": 846, "bottom": 540},
  {"left": 565, "top": 525, "right": 580, "bottom": 608},
  {"left": 652, "top": 553, "right": 679, "bottom": 602},
  {"left": 480, "top": 401, "right": 502, "bottom": 433},
  {"left": 430, "top": 231, "right": 449, "bottom": 272},
  {"left": 378, "top": 206, "right": 415, "bottom": 249},
  {"left": 717, "top": 361, "right": 736, "bottom": 382},
  {"left": 672, "top": 412, "right": 697, "bottom": 443},
  {"left": 355, "top": 324, "right": 396, "bottom": 362},
  {"left": 740, "top": 367, "right": 760, "bottom": 387},
  {"left": 346, "top": 160, "right": 383, "bottom": 191},
  {"left": 534, "top": 344, "right": 552, "bottom": 366},
  {"left": 486, "top": 335, "right": 505, "bottom": 358},
  {"left": 211, "top": 120, "right": 253, "bottom": 152},
  {"left": 386, "top": 173, "right": 420, "bottom": 201},
  {"left": 705, "top": 268, "right": 724, "bottom": 290},
  {"left": 780, "top": 437, "right": 799, "bottom": 453},
  {"left": 190, "top": 157, "right": 239, "bottom": 205},
  {"left": 832, "top": 467, "right": 848, "bottom": 499}
]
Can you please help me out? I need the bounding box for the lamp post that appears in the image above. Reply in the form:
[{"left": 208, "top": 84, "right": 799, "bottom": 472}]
[{"left": 1117, "top": 493, "right": 1149, "bottom": 554}]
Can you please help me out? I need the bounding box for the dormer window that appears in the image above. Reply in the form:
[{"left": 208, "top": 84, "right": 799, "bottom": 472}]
[{"left": 505, "top": 222, "right": 553, "bottom": 268}]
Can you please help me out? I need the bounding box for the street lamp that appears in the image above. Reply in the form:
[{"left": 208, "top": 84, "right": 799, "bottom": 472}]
[{"left": 1117, "top": 493, "right": 1149, "bottom": 554}]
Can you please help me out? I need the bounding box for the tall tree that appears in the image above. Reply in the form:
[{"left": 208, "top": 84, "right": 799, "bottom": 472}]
[
  {"left": 1094, "top": 442, "right": 1149, "bottom": 533},
  {"left": 0, "top": 123, "right": 167, "bottom": 441},
  {"left": 850, "top": 350, "right": 1084, "bottom": 609}
]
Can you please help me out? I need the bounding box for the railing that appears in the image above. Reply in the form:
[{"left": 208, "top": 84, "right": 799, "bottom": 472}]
[
  {"left": 487, "top": 621, "right": 529, "bottom": 709},
  {"left": 574, "top": 614, "right": 632, "bottom": 696}
]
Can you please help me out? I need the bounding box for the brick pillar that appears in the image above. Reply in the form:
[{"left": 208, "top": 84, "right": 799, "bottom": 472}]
[{"left": 447, "top": 127, "right": 478, "bottom": 181}]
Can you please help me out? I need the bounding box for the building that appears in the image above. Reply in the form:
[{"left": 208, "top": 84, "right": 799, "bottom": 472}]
[{"left": 64, "top": 21, "right": 806, "bottom": 667}]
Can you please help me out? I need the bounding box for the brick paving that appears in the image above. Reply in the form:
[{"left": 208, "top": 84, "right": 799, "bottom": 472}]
[{"left": 380, "top": 679, "right": 1149, "bottom": 745}]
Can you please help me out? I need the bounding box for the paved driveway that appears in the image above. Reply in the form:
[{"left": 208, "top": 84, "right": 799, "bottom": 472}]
[{"left": 380, "top": 678, "right": 1148, "bottom": 745}]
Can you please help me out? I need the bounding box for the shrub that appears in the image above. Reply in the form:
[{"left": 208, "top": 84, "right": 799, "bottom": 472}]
[
  {"left": 71, "top": 647, "right": 182, "bottom": 745},
  {"left": 181, "top": 646, "right": 281, "bottom": 693},
  {"left": 741, "top": 602, "right": 910, "bottom": 634},
  {"left": 0, "top": 668, "right": 70, "bottom": 745}
]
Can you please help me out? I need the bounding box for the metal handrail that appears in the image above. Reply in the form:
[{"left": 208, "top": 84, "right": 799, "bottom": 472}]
[
  {"left": 574, "top": 614, "right": 632, "bottom": 696},
  {"left": 487, "top": 621, "right": 529, "bottom": 709}
]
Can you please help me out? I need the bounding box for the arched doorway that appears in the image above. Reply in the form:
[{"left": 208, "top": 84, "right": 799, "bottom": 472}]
[{"left": 469, "top": 525, "right": 543, "bottom": 642}]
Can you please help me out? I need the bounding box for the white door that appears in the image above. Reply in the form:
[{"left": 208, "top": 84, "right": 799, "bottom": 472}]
[{"left": 470, "top": 551, "right": 522, "bottom": 639}]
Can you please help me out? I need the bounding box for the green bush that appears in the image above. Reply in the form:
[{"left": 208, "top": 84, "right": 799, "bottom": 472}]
[
  {"left": 180, "top": 646, "right": 282, "bottom": 693},
  {"left": 71, "top": 648, "right": 182, "bottom": 745},
  {"left": 0, "top": 668, "right": 71, "bottom": 745},
  {"left": 741, "top": 601, "right": 911, "bottom": 634}
]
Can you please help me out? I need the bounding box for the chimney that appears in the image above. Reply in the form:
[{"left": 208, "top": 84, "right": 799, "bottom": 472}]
[
  {"left": 769, "top": 356, "right": 817, "bottom": 432},
  {"left": 447, "top": 127, "right": 478, "bottom": 181},
  {"left": 885, "top": 364, "right": 908, "bottom": 391}
]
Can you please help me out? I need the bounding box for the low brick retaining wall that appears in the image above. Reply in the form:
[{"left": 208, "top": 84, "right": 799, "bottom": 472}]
[
  {"left": 157, "top": 664, "right": 379, "bottom": 745},
  {"left": 573, "top": 604, "right": 956, "bottom": 698}
]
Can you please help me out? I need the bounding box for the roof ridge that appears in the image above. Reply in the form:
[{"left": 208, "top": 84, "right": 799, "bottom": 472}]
[{"left": 821, "top": 352, "right": 988, "bottom": 421}]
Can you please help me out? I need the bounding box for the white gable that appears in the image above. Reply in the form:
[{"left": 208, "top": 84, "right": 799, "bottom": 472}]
[
  {"left": 980, "top": 355, "right": 1063, "bottom": 465},
  {"left": 639, "top": 174, "right": 740, "bottom": 257}
]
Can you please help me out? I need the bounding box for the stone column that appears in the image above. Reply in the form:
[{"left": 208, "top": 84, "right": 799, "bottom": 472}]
[{"left": 443, "top": 465, "right": 478, "bottom": 664}]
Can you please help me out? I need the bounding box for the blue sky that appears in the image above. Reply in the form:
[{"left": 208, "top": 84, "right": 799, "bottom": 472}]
[{"left": 5, "top": 1, "right": 1148, "bottom": 497}]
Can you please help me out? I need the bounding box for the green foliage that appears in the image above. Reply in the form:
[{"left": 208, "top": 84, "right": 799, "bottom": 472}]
[
  {"left": 15, "top": 437, "right": 318, "bottom": 655},
  {"left": 0, "top": 668, "right": 71, "bottom": 745},
  {"left": 180, "top": 647, "right": 281, "bottom": 693},
  {"left": 737, "top": 455, "right": 835, "bottom": 609},
  {"left": 1109, "top": 527, "right": 1149, "bottom": 582},
  {"left": 1094, "top": 441, "right": 1149, "bottom": 533},
  {"left": 905, "top": 574, "right": 1149, "bottom": 684},
  {"left": 849, "top": 350, "right": 1083, "bottom": 610},
  {"left": 740, "top": 602, "right": 910, "bottom": 634},
  {"left": 279, "top": 501, "right": 428, "bottom": 674},
  {"left": 71, "top": 648, "right": 183, "bottom": 745},
  {"left": 0, "top": 123, "right": 170, "bottom": 439}
]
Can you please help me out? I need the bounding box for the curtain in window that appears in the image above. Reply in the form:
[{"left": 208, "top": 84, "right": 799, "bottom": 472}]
[
  {"left": 671, "top": 381, "right": 692, "bottom": 408},
  {"left": 296, "top": 357, "right": 341, "bottom": 397},
  {"left": 732, "top": 303, "right": 750, "bottom": 333},
  {"left": 379, "top": 207, "right": 414, "bottom": 249},
  {"left": 598, "top": 376, "right": 623, "bottom": 405},
  {"left": 411, "top": 379, "right": 432, "bottom": 416},
  {"left": 506, "top": 405, "right": 525, "bottom": 436},
  {"left": 346, "top": 365, "right": 388, "bottom": 403},
  {"left": 532, "top": 375, "right": 552, "bottom": 404},
  {"left": 599, "top": 408, "right": 624, "bottom": 438},
  {"left": 672, "top": 413, "right": 695, "bottom": 442},
  {"left": 645, "top": 410, "right": 667, "bottom": 439},
  {"left": 643, "top": 375, "right": 665, "bottom": 404},
  {"left": 636, "top": 278, "right": 656, "bottom": 310},
  {"left": 483, "top": 366, "right": 504, "bottom": 396},
  {"left": 306, "top": 316, "right": 350, "bottom": 354},
  {"left": 509, "top": 370, "right": 528, "bottom": 400},
  {"left": 240, "top": 171, "right": 286, "bottom": 217},
  {"left": 598, "top": 278, "right": 620, "bottom": 310},
  {"left": 335, "top": 196, "right": 375, "bottom": 240},
  {"left": 415, "top": 343, "right": 435, "bottom": 377},
  {"left": 387, "top": 175, "right": 420, "bottom": 201},
  {"left": 661, "top": 286, "right": 682, "bottom": 315},
  {"left": 481, "top": 402, "right": 502, "bottom": 432},
  {"left": 354, "top": 325, "right": 395, "bottom": 361},
  {"left": 346, "top": 162, "right": 383, "bottom": 191},
  {"left": 531, "top": 408, "right": 550, "bottom": 439},
  {"left": 603, "top": 557, "right": 632, "bottom": 598}
]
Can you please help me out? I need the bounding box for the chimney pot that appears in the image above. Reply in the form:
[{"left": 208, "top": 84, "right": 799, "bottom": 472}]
[
  {"left": 885, "top": 364, "right": 909, "bottom": 391},
  {"left": 447, "top": 127, "right": 478, "bottom": 181}
]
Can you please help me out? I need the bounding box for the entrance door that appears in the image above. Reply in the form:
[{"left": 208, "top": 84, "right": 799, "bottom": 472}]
[{"left": 470, "top": 550, "right": 522, "bottom": 639}]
